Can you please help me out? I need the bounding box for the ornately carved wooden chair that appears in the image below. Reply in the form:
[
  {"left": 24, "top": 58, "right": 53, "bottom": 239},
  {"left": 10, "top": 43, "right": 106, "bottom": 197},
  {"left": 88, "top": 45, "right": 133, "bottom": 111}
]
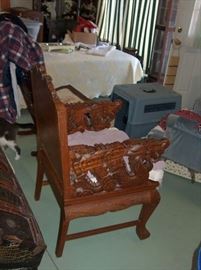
[{"left": 30, "top": 66, "right": 169, "bottom": 257}]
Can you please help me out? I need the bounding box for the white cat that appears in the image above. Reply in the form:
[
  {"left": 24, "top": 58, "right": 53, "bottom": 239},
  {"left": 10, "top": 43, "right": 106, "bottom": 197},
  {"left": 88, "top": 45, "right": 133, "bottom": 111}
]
[{"left": 0, "top": 118, "right": 34, "bottom": 160}]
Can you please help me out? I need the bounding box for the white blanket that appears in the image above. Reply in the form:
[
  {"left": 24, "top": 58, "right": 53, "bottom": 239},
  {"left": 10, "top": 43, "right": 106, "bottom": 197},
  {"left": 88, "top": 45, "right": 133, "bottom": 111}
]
[
  {"left": 86, "top": 45, "right": 116, "bottom": 56},
  {"left": 44, "top": 49, "right": 144, "bottom": 98}
]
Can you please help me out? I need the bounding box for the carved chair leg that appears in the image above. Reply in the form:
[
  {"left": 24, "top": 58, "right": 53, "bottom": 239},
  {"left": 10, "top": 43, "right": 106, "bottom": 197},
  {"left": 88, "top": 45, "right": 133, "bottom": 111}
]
[
  {"left": 56, "top": 209, "right": 69, "bottom": 257},
  {"left": 34, "top": 151, "right": 45, "bottom": 201},
  {"left": 136, "top": 190, "right": 160, "bottom": 240}
]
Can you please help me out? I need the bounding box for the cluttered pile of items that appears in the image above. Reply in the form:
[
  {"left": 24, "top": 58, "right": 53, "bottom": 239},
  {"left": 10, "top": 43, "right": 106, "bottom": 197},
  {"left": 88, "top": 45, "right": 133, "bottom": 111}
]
[{"left": 42, "top": 16, "right": 115, "bottom": 56}]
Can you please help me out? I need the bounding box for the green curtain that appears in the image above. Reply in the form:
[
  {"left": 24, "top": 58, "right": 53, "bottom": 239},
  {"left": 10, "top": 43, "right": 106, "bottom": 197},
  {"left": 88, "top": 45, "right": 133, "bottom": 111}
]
[{"left": 96, "top": 0, "right": 159, "bottom": 73}]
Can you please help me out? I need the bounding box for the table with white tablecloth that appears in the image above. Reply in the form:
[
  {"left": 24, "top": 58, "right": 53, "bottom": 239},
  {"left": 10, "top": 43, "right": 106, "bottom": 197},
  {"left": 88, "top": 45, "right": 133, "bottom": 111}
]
[{"left": 43, "top": 49, "right": 144, "bottom": 98}]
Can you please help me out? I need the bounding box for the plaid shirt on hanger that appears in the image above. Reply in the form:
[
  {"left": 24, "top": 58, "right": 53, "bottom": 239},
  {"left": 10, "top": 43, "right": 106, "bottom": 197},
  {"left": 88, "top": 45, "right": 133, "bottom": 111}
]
[{"left": 0, "top": 21, "right": 44, "bottom": 123}]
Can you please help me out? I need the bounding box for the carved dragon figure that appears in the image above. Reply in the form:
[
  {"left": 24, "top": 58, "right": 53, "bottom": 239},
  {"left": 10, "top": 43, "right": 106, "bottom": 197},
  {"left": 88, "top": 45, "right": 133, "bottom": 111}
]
[{"left": 69, "top": 138, "right": 169, "bottom": 196}]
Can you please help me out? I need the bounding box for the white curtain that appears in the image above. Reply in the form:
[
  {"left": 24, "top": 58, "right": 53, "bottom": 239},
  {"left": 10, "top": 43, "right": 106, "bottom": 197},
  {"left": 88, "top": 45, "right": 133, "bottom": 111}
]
[{"left": 96, "top": 0, "right": 159, "bottom": 72}]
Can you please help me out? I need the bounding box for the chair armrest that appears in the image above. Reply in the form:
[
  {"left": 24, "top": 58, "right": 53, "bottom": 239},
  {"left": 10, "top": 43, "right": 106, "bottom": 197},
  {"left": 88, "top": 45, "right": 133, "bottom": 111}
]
[
  {"left": 69, "top": 138, "right": 169, "bottom": 196},
  {"left": 55, "top": 85, "right": 122, "bottom": 133},
  {"left": 55, "top": 84, "right": 89, "bottom": 102},
  {"left": 65, "top": 100, "right": 123, "bottom": 134}
]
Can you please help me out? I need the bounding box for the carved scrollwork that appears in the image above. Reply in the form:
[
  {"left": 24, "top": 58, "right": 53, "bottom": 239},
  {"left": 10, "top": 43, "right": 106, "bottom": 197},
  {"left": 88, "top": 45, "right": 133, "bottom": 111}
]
[
  {"left": 69, "top": 138, "right": 169, "bottom": 196},
  {"left": 65, "top": 100, "right": 122, "bottom": 134}
]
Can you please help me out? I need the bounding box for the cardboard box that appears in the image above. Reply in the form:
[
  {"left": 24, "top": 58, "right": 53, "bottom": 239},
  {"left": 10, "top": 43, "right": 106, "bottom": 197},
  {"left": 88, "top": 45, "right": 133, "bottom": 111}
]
[{"left": 70, "top": 31, "right": 97, "bottom": 45}]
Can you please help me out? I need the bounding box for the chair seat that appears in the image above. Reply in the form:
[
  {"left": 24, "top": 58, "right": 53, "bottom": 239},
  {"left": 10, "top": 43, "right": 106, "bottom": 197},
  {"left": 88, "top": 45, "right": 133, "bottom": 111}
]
[{"left": 68, "top": 127, "right": 128, "bottom": 146}]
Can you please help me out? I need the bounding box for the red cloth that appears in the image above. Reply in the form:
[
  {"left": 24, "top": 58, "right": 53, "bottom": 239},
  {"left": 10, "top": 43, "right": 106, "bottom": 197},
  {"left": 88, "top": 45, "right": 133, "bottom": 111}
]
[
  {"left": 74, "top": 16, "right": 97, "bottom": 32},
  {"left": 159, "top": 109, "right": 201, "bottom": 130}
]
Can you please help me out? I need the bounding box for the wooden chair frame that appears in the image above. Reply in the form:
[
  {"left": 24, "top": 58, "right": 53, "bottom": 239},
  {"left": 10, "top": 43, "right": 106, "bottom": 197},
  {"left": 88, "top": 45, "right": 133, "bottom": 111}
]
[{"left": 30, "top": 66, "right": 169, "bottom": 257}]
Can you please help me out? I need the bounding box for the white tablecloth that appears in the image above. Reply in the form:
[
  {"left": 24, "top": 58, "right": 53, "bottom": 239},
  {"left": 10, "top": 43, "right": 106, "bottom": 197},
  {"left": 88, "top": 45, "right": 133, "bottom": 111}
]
[{"left": 43, "top": 49, "right": 144, "bottom": 98}]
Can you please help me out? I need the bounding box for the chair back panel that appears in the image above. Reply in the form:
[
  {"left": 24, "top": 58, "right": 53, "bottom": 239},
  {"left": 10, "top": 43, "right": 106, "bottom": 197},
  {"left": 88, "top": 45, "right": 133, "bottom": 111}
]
[{"left": 31, "top": 67, "right": 70, "bottom": 197}]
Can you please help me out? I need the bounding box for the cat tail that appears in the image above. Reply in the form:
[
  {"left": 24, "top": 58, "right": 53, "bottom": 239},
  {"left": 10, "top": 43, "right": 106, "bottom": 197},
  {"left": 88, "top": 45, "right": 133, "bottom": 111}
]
[{"left": 16, "top": 123, "right": 35, "bottom": 129}]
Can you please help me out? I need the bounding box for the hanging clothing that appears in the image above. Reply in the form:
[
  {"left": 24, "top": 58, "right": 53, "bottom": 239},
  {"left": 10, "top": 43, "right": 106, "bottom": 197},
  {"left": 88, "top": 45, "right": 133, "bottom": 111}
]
[{"left": 0, "top": 21, "right": 44, "bottom": 123}]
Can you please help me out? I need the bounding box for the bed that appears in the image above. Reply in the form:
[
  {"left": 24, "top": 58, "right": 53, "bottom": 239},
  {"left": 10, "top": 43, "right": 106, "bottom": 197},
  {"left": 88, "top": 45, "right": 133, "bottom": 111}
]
[{"left": 43, "top": 48, "right": 144, "bottom": 98}]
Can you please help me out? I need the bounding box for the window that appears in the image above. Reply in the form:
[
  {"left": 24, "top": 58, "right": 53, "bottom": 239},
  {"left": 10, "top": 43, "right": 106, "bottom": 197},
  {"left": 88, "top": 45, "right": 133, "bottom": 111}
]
[{"left": 96, "top": 0, "right": 159, "bottom": 73}]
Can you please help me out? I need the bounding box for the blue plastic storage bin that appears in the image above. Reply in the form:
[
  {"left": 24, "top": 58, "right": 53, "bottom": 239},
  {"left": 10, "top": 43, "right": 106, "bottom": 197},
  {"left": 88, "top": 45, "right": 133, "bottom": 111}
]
[{"left": 112, "top": 83, "right": 182, "bottom": 138}]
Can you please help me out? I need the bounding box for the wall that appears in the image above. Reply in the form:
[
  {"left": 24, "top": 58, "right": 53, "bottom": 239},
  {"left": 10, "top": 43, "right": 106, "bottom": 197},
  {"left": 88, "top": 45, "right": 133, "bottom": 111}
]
[
  {"left": 172, "top": 0, "right": 201, "bottom": 109},
  {"left": 10, "top": 0, "right": 32, "bottom": 9}
]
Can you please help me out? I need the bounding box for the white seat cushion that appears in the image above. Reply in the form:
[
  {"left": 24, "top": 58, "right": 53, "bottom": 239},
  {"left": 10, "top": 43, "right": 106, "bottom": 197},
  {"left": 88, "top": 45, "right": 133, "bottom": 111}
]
[{"left": 68, "top": 127, "right": 128, "bottom": 146}]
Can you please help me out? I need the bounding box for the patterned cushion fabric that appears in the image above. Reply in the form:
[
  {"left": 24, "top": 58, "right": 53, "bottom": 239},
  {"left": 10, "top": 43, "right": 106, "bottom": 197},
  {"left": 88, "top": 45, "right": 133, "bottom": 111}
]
[{"left": 0, "top": 149, "right": 46, "bottom": 269}]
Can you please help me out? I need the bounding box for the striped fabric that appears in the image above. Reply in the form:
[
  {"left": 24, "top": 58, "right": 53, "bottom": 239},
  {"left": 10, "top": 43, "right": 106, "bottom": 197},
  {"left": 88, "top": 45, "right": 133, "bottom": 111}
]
[{"left": 96, "top": 0, "right": 159, "bottom": 72}]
